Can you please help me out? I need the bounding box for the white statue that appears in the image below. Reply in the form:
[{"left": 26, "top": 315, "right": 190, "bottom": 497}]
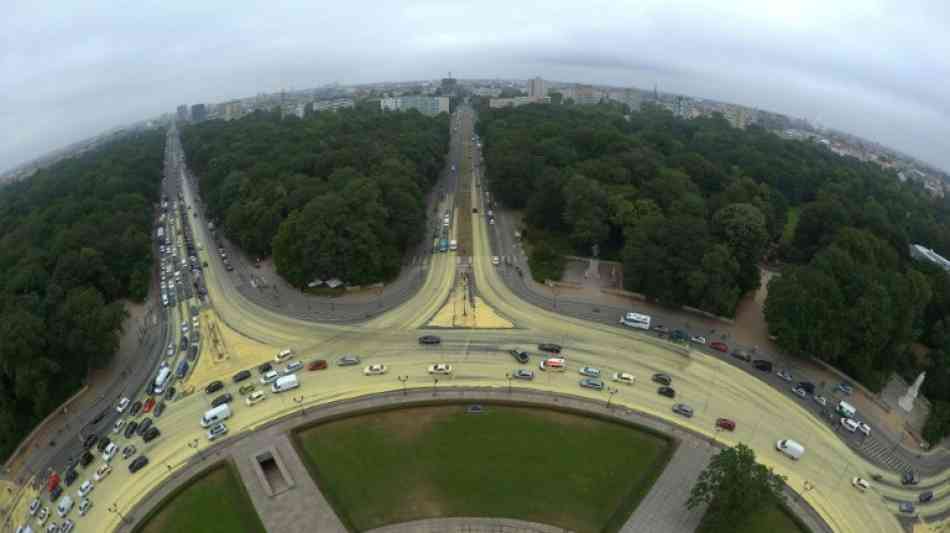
[{"left": 899, "top": 372, "right": 926, "bottom": 412}]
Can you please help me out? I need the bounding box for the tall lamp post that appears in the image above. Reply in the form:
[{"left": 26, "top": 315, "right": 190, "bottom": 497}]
[
  {"left": 432, "top": 378, "right": 439, "bottom": 396},
  {"left": 398, "top": 375, "right": 409, "bottom": 396},
  {"left": 606, "top": 387, "right": 619, "bottom": 408},
  {"left": 505, "top": 372, "right": 512, "bottom": 394}
]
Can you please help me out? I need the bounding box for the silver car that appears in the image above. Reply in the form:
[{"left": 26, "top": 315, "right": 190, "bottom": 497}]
[{"left": 512, "top": 369, "right": 534, "bottom": 381}]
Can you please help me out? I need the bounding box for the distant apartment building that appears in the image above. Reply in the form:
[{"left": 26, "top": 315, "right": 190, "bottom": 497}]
[
  {"left": 222, "top": 101, "right": 244, "bottom": 121},
  {"left": 190, "top": 104, "right": 208, "bottom": 122},
  {"left": 607, "top": 89, "right": 645, "bottom": 111},
  {"left": 527, "top": 77, "right": 546, "bottom": 99},
  {"left": 573, "top": 84, "right": 602, "bottom": 105},
  {"left": 176, "top": 105, "right": 189, "bottom": 122},
  {"left": 473, "top": 87, "right": 502, "bottom": 97},
  {"left": 488, "top": 95, "right": 550, "bottom": 109},
  {"left": 312, "top": 98, "right": 354, "bottom": 112},
  {"left": 379, "top": 96, "right": 450, "bottom": 116}
]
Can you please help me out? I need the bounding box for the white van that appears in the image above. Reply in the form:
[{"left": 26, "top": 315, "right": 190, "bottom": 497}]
[
  {"left": 200, "top": 404, "right": 232, "bottom": 428},
  {"left": 775, "top": 439, "right": 805, "bottom": 460},
  {"left": 153, "top": 366, "right": 172, "bottom": 395},
  {"left": 272, "top": 374, "right": 299, "bottom": 393},
  {"left": 836, "top": 401, "right": 856, "bottom": 419},
  {"left": 539, "top": 358, "right": 567, "bottom": 372},
  {"left": 57, "top": 495, "right": 74, "bottom": 518}
]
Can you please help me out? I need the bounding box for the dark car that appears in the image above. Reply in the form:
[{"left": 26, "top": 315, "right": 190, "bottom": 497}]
[
  {"left": 797, "top": 382, "right": 816, "bottom": 395},
  {"left": 752, "top": 359, "right": 773, "bottom": 372},
  {"left": 129, "top": 400, "right": 143, "bottom": 417},
  {"left": 211, "top": 393, "right": 233, "bottom": 408},
  {"left": 538, "top": 343, "right": 562, "bottom": 354},
  {"left": 651, "top": 324, "right": 670, "bottom": 335},
  {"left": 96, "top": 436, "right": 112, "bottom": 452},
  {"left": 715, "top": 418, "right": 736, "bottom": 431},
  {"left": 672, "top": 404, "right": 694, "bottom": 418},
  {"left": 418, "top": 335, "right": 442, "bottom": 345},
  {"left": 79, "top": 451, "right": 94, "bottom": 468},
  {"left": 258, "top": 362, "right": 273, "bottom": 374},
  {"left": 164, "top": 386, "right": 176, "bottom": 401},
  {"left": 670, "top": 329, "right": 688, "bottom": 342},
  {"left": 82, "top": 434, "right": 98, "bottom": 450},
  {"left": 205, "top": 380, "right": 224, "bottom": 394},
  {"left": 124, "top": 421, "right": 139, "bottom": 439},
  {"left": 657, "top": 386, "right": 676, "bottom": 398},
  {"left": 730, "top": 349, "right": 751, "bottom": 362},
  {"left": 899, "top": 502, "right": 916, "bottom": 514},
  {"left": 232, "top": 370, "right": 252, "bottom": 383},
  {"left": 121, "top": 445, "right": 137, "bottom": 460},
  {"left": 652, "top": 373, "right": 672, "bottom": 386},
  {"left": 142, "top": 427, "right": 161, "bottom": 443},
  {"left": 49, "top": 485, "right": 63, "bottom": 503},
  {"left": 709, "top": 341, "right": 729, "bottom": 353},
  {"left": 63, "top": 468, "right": 78, "bottom": 487},
  {"left": 919, "top": 491, "right": 934, "bottom": 503},
  {"left": 129, "top": 455, "right": 149, "bottom": 474},
  {"left": 137, "top": 417, "right": 153, "bottom": 436},
  {"left": 509, "top": 349, "right": 529, "bottom": 364},
  {"left": 153, "top": 401, "right": 166, "bottom": 418},
  {"left": 902, "top": 471, "right": 919, "bottom": 486}
]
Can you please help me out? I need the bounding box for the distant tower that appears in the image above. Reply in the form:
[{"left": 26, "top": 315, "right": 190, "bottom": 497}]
[{"left": 653, "top": 83, "right": 659, "bottom": 101}]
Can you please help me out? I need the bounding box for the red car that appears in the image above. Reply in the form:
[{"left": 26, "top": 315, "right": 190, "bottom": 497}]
[
  {"left": 308, "top": 359, "right": 328, "bottom": 371},
  {"left": 710, "top": 341, "right": 728, "bottom": 353},
  {"left": 142, "top": 398, "right": 156, "bottom": 413},
  {"left": 715, "top": 418, "right": 736, "bottom": 431},
  {"left": 47, "top": 472, "right": 61, "bottom": 493}
]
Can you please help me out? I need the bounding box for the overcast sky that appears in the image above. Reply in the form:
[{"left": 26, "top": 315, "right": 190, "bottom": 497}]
[{"left": 3, "top": 0, "right": 949, "bottom": 173}]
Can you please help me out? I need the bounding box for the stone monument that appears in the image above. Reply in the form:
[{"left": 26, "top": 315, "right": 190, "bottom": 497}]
[{"left": 899, "top": 372, "right": 926, "bottom": 412}]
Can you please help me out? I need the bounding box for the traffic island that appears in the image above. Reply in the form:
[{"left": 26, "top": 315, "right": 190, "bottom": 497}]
[{"left": 427, "top": 271, "right": 514, "bottom": 328}]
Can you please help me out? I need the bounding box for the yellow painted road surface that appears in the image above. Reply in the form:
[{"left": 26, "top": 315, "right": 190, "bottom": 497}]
[{"left": 38, "top": 109, "right": 929, "bottom": 533}]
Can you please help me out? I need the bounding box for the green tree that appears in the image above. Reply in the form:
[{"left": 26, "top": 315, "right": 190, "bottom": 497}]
[
  {"left": 687, "top": 444, "right": 787, "bottom": 533},
  {"left": 712, "top": 203, "right": 769, "bottom": 292}
]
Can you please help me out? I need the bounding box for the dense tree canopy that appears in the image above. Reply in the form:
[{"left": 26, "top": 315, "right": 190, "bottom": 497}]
[
  {"left": 478, "top": 102, "right": 950, "bottom": 439},
  {"left": 181, "top": 107, "right": 448, "bottom": 286},
  {"left": 0, "top": 130, "right": 164, "bottom": 459}
]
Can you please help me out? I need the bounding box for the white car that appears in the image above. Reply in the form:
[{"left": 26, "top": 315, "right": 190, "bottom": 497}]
[
  {"left": 29, "top": 498, "right": 40, "bottom": 516},
  {"left": 76, "top": 480, "right": 94, "bottom": 499},
  {"left": 180, "top": 321, "right": 189, "bottom": 333},
  {"left": 37, "top": 506, "right": 49, "bottom": 524},
  {"left": 491, "top": 256, "right": 500, "bottom": 266},
  {"left": 112, "top": 419, "right": 125, "bottom": 434},
  {"left": 77, "top": 499, "right": 92, "bottom": 517},
  {"left": 165, "top": 344, "right": 174, "bottom": 357},
  {"left": 690, "top": 336, "right": 707, "bottom": 345},
  {"left": 857, "top": 422, "right": 871, "bottom": 436},
  {"left": 851, "top": 477, "right": 871, "bottom": 492},
  {"left": 841, "top": 417, "right": 859, "bottom": 432},
  {"left": 612, "top": 372, "right": 636, "bottom": 385},
  {"left": 45, "top": 524, "right": 58, "bottom": 533},
  {"left": 363, "top": 364, "right": 388, "bottom": 376},
  {"left": 428, "top": 363, "right": 453, "bottom": 375},
  {"left": 246, "top": 390, "right": 266, "bottom": 406},
  {"left": 61, "top": 518, "right": 75, "bottom": 533},
  {"left": 94, "top": 464, "right": 112, "bottom": 482},
  {"left": 207, "top": 423, "right": 228, "bottom": 441},
  {"left": 115, "top": 397, "right": 130, "bottom": 413},
  {"left": 102, "top": 442, "right": 118, "bottom": 463},
  {"left": 284, "top": 361, "right": 303, "bottom": 374},
  {"left": 259, "top": 370, "right": 279, "bottom": 384},
  {"left": 813, "top": 395, "right": 828, "bottom": 407}
]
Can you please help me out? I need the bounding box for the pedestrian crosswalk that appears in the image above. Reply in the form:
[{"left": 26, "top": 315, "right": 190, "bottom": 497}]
[{"left": 858, "top": 436, "right": 914, "bottom": 473}]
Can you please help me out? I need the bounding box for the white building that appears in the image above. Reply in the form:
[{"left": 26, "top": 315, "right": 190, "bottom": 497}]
[
  {"left": 528, "top": 77, "right": 546, "bottom": 99},
  {"left": 488, "top": 96, "right": 550, "bottom": 109},
  {"left": 380, "top": 96, "right": 450, "bottom": 116}
]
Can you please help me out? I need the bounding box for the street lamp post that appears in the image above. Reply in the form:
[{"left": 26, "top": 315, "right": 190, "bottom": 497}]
[
  {"left": 505, "top": 372, "right": 512, "bottom": 394},
  {"left": 606, "top": 387, "right": 618, "bottom": 408},
  {"left": 398, "top": 376, "right": 409, "bottom": 396},
  {"left": 432, "top": 378, "right": 439, "bottom": 396}
]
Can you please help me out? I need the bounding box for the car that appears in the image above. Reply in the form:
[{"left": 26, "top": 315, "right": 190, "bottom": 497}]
[
  {"left": 137, "top": 417, "right": 154, "bottom": 436},
  {"left": 260, "top": 370, "right": 279, "bottom": 384},
  {"left": 715, "top": 418, "right": 736, "bottom": 431},
  {"left": 672, "top": 404, "right": 694, "bottom": 418},
  {"left": 899, "top": 502, "right": 916, "bottom": 514},
  {"left": 238, "top": 384, "right": 256, "bottom": 396},
  {"left": 258, "top": 362, "right": 274, "bottom": 374},
  {"left": 61, "top": 518, "right": 75, "bottom": 533},
  {"left": 512, "top": 369, "right": 534, "bottom": 380},
  {"left": 841, "top": 417, "right": 859, "bottom": 432},
  {"left": 180, "top": 320, "right": 189, "bottom": 333},
  {"left": 919, "top": 490, "right": 934, "bottom": 503},
  {"left": 752, "top": 359, "right": 773, "bottom": 372},
  {"left": 207, "top": 423, "right": 228, "bottom": 441},
  {"left": 102, "top": 442, "right": 118, "bottom": 462},
  {"left": 112, "top": 419, "right": 126, "bottom": 434},
  {"left": 651, "top": 324, "right": 670, "bottom": 334},
  {"left": 709, "top": 341, "right": 728, "bottom": 353},
  {"left": 129, "top": 401, "right": 143, "bottom": 417},
  {"left": 578, "top": 366, "right": 601, "bottom": 378},
  {"left": 246, "top": 390, "right": 266, "bottom": 406},
  {"left": 797, "top": 381, "right": 816, "bottom": 395},
  {"left": 813, "top": 395, "right": 828, "bottom": 407},
  {"left": 153, "top": 401, "right": 166, "bottom": 418},
  {"left": 579, "top": 378, "right": 605, "bottom": 391},
  {"left": 902, "top": 471, "right": 919, "bottom": 486},
  {"left": 851, "top": 477, "right": 870, "bottom": 492},
  {"left": 164, "top": 386, "right": 176, "bottom": 401},
  {"left": 37, "top": 506, "right": 49, "bottom": 524},
  {"left": 491, "top": 256, "right": 500, "bottom": 266},
  {"left": 205, "top": 381, "right": 224, "bottom": 394},
  {"left": 336, "top": 355, "right": 360, "bottom": 366},
  {"left": 418, "top": 335, "right": 441, "bottom": 345},
  {"left": 143, "top": 426, "right": 161, "bottom": 443},
  {"left": 96, "top": 436, "right": 111, "bottom": 453},
  {"left": 364, "top": 364, "right": 388, "bottom": 376},
  {"left": 651, "top": 373, "right": 672, "bottom": 386},
  {"left": 508, "top": 349, "right": 529, "bottom": 364},
  {"left": 776, "top": 369, "right": 793, "bottom": 382},
  {"left": 657, "top": 386, "right": 676, "bottom": 398},
  {"left": 49, "top": 486, "right": 62, "bottom": 503},
  {"left": 29, "top": 498, "right": 40, "bottom": 516},
  {"left": 538, "top": 343, "right": 562, "bottom": 354},
  {"left": 78, "top": 451, "right": 93, "bottom": 468},
  {"left": 671, "top": 329, "right": 688, "bottom": 342},
  {"left": 835, "top": 382, "right": 854, "bottom": 395},
  {"left": 308, "top": 359, "right": 328, "bottom": 371},
  {"left": 690, "top": 336, "right": 707, "bottom": 344},
  {"left": 93, "top": 464, "right": 112, "bottom": 482},
  {"left": 730, "top": 349, "right": 751, "bottom": 362},
  {"left": 121, "top": 445, "right": 136, "bottom": 460},
  {"left": 63, "top": 469, "right": 77, "bottom": 487},
  {"left": 76, "top": 478, "right": 94, "bottom": 496},
  {"left": 428, "top": 363, "right": 453, "bottom": 375},
  {"left": 166, "top": 344, "right": 174, "bottom": 357},
  {"left": 124, "top": 421, "right": 139, "bottom": 439},
  {"left": 81, "top": 434, "right": 97, "bottom": 450},
  {"left": 142, "top": 398, "right": 156, "bottom": 413},
  {"left": 792, "top": 386, "right": 807, "bottom": 398},
  {"left": 284, "top": 361, "right": 303, "bottom": 374},
  {"left": 129, "top": 456, "right": 149, "bottom": 474},
  {"left": 115, "top": 397, "right": 130, "bottom": 413},
  {"left": 232, "top": 370, "right": 252, "bottom": 383},
  {"left": 77, "top": 498, "right": 92, "bottom": 517},
  {"left": 857, "top": 422, "right": 871, "bottom": 436},
  {"left": 211, "top": 393, "right": 233, "bottom": 408},
  {"left": 274, "top": 349, "right": 294, "bottom": 362},
  {"left": 612, "top": 372, "right": 636, "bottom": 385}
]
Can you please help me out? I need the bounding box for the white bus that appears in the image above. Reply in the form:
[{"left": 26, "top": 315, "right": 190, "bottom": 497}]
[{"left": 620, "top": 312, "right": 651, "bottom": 330}]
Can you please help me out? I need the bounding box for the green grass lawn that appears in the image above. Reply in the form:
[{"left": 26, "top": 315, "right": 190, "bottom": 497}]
[
  {"left": 295, "top": 405, "right": 673, "bottom": 533},
  {"left": 700, "top": 501, "right": 811, "bottom": 533},
  {"left": 781, "top": 207, "right": 800, "bottom": 246},
  {"left": 134, "top": 463, "right": 266, "bottom": 533}
]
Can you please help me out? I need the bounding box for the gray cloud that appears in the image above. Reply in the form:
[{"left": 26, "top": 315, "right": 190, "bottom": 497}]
[{"left": 2, "top": 0, "right": 949, "bottom": 172}]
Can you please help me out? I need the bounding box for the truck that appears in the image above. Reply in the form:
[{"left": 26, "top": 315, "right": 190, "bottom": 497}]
[
  {"left": 439, "top": 239, "right": 449, "bottom": 253},
  {"left": 200, "top": 404, "right": 232, "bottom": 428},
  {"left": 272, "top": 374, "right": 299, "bottom": 393}
]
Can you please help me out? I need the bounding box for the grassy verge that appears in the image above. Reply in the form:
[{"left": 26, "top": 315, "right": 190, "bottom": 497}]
[
  {"left": 295, "top": 404, "right": 673, "bottom": 533},
  {"left": 699, "top": 501, "right": 811, "bottom": 533},
  {"left": 134, "top": 462, "right": 266, "bottom": 533},
  {"left": 781, "top": 207, "right": 800, "bottom": 246}
]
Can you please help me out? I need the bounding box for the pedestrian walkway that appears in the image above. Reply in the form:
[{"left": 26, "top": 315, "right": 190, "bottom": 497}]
[{"left": 860, "top": 436, "right": 915, "bottom": 474}]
